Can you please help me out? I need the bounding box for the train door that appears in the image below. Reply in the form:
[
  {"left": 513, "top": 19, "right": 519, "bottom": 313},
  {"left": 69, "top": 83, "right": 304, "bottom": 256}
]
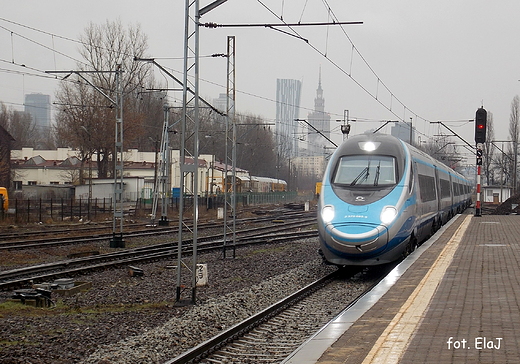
[
  {"left": 434, "top": 166, "right": 441, "bottom": 213},
  {"left": 449, "top": 174, "right": 454, "bottom": 207},
  {"left": 414, "top": 161, "right": 426, "bottom": 219}
]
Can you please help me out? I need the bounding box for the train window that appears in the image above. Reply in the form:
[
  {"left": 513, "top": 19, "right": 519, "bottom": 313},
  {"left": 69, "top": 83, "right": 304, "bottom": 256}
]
[
  {"left": 440, "top": 179, "right": 451, "bottom": 198},
  {"left": 408, "top": 163, "right": 414, "bottom": 193},
  {"left": 418, "top": 174, "right": 437, "bottom": 202},
  {"left": 333, "top": 155, "right": 397, "bottom": 187},
  {"left": 453, "top": 182, "right": 465, "bottom": 196}
]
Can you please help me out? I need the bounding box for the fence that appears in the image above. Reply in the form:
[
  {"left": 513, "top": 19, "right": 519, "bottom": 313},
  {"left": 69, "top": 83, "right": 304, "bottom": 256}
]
[
  {"left": 3, "top": 198, "right": 113, "bottom": 224},
  {"left": 0, "top": 191, "right": 311, "bottom": 224}
]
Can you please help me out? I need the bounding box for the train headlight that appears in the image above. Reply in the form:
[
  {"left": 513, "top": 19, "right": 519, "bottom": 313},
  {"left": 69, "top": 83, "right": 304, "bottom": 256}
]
[
  {"left": 359, "top": 141, "right": 381, "bottom": 152},
  {"left": 380, "top": 206, "right": 398, "bottom": 225},
  {"left": 321, "top": 205, "right": 335, "bottom": 223}
]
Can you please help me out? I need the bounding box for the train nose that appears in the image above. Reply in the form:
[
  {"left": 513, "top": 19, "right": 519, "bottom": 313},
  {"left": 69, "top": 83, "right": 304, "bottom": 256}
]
[{"left": 326, "top": 223, "right": 388, "bottom": 254}]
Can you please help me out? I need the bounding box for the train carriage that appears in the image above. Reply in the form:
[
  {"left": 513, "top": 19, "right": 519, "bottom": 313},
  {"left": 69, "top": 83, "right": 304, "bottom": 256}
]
[
  {"left": 0, "top": 187, "right": 8, "bottom": 212},
  {"left": 224, "top": 175, "right": 287, "bottom": 193}
]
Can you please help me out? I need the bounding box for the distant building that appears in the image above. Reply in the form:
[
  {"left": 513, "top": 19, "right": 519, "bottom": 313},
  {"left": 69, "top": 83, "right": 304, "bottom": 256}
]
[
  {"left": 276, "top": 79, "right": 302, "bottom": 158},
  {"left": 483, "top": 185, "right": 511, "bottom": 204},
  {"left": 11, "top": 148, "right": 234, "bottom": 199},
  {"left": 306, "top": 70, "right": 331, "bottom": 155},
  {"left": 24, "top": 93, "right": 51, "bottom": 133},
  {"left": 213, "top": 93, "right": 234, "bottom": 115},
  {"left": 391, "top": 121, "right": 414, "bottom": 144},
  {"left": 292, "top": 155, "right": 326, "bottom": 180}
]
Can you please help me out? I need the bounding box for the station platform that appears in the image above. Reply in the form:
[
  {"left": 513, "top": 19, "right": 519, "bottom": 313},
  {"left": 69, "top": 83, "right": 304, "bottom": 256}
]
[{"left": 283, "top": 213, "right": 520, "bottom": 364}]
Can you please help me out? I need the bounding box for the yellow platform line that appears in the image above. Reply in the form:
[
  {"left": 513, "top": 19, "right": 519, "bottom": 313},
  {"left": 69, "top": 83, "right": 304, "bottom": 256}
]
[{"left": 361, "top": 214, "right": 472, "bottom": 364}]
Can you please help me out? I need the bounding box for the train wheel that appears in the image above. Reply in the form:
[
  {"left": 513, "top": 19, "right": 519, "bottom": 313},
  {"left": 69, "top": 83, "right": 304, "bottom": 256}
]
[
  {"left": 410, "top": 234, "right": 418, "bottom": 252},
  {"left": 403, "top": 234, "right": 417, "bottom": 258},
  {"left": 430, "top": 218, "right": 439, "bottom": 236}
]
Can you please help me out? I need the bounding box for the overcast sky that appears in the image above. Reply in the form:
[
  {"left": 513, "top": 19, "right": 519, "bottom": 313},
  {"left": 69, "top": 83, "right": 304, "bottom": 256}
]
[{"left": 2, "top": 0, "right": 520, "bottom": 157}]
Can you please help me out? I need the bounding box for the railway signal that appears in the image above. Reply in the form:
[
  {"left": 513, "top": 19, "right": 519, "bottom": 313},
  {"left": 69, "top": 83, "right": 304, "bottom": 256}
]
[
  {"left": 474, "top": 106, "right": 487, "bottom": 217},
  {"left": 475, "top": 107, "right": 487, "bottom": 143}
]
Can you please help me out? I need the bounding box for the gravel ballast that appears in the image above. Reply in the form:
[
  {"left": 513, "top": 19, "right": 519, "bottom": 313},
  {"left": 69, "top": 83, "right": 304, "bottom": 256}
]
[{"left": 1, "top": 238, "right": 338, "bottom": 363}]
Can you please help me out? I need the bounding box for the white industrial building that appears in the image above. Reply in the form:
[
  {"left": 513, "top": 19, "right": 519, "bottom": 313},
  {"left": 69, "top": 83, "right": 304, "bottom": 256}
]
[
  {"left": 482, "top": 185, "right": 512, "bottom": 204},
  {"left": 10, "top": 148, "right": 245, "bottom": 201}
]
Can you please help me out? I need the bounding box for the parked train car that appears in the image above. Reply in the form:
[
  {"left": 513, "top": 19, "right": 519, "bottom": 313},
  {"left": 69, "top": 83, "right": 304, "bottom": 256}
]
[
  {"left": 317, "top": 133, "right": 472, "bottom": 266},
  {"left": 225, "top": 175, "right": 287, "bottom": 193},
  {"left": 251, "top": 176, "right": 287, "bottom": 192},
  {"left": 0, "top": 187, "right": 8, "bottom": 212}
]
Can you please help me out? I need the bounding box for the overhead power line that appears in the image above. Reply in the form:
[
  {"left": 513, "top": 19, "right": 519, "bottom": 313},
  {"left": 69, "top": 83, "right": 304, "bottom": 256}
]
[
  {"left": 201, "top": 21, "right": 363, "bottom": 27},
  {"left": 0, "top": 17, "right": 83, "bottom": 45},
  {"left": 253, "top": 0, "right": 433, "bottom": 141}
]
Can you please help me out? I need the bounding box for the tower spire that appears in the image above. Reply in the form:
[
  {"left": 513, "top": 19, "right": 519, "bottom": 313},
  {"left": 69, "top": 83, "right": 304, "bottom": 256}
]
[{"left": 315, "top": 67, "right": 324, "bottom": 112}]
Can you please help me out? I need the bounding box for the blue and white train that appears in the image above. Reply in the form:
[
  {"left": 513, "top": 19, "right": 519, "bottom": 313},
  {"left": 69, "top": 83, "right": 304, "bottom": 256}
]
[{"left": 317, "top": 133, "right": 472, "bottom": 266}]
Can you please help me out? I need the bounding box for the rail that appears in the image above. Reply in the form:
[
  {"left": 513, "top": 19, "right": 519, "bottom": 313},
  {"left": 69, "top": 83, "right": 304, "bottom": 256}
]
[
  {"left": 0, "top": 221, "right": 318, "bottom": 290},
  {"left": 164, "top": 270, "right": 342, "bottom": 364}
]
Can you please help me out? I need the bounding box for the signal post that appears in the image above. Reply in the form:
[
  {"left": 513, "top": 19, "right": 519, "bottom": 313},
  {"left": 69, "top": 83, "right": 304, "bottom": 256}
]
[{"left": 474, "top": 107, "right": 487, "bottom": 217}]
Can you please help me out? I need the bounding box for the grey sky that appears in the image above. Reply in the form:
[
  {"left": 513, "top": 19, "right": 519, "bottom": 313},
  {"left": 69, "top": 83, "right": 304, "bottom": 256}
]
[{"left": 1, "top": 0, "right": 519, "bottom": 156}]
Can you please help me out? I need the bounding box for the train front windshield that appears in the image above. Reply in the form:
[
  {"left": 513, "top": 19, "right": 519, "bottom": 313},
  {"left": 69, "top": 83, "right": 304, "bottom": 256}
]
[{"left": 333, "top": 155, "right": 397, "bottom": 187}]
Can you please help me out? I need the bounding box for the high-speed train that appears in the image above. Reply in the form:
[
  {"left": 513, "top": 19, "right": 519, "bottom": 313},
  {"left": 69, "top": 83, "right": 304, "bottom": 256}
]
[{"left": 317, "top": 133, "right": 472, "bottom": 266}]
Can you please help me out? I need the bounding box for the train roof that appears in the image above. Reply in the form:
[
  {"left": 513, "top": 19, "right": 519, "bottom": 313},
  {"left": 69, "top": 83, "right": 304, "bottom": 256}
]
[
  {"left": 251, "top": 176, "right": 287, "bottom": 184},
  {"left": 333, "top": 133, "right": 469, "bottom": 183}
]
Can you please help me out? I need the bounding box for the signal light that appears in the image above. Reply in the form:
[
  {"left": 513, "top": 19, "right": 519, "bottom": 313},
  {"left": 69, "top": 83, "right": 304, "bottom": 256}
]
[
  {"left": 475, "top": 108, "right": 487, "bottom": 144},
  {"left": 476, "top": 148, "right": 483, "bottom": 165}
]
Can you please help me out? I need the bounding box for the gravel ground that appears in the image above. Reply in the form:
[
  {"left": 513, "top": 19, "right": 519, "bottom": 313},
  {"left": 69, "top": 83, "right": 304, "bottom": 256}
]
[{"left": 0, "top": 237, "right": 337, "bottom": 363}]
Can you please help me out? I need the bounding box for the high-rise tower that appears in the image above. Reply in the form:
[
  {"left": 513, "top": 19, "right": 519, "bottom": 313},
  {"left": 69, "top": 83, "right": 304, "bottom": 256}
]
[
  {"left": 276, "top": 79, "right": 302, "bottom": 158},
  {"left": 307, "top": 69, "right": 331, "bottom": 155},
  {"left": 24, "top": 93, "right": 51, "bottom": 133}
]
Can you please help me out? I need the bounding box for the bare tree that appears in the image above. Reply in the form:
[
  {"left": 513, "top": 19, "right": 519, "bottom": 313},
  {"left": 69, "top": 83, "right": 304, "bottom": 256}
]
[
  {"left": 483, "top": 111, "right": 495, "bottom": 186},
  {"left": 0, "top": 103, "right": 38, "bottom": 149},
  {"left": 128, "top": 86, "right": 167, "bottom": 152},
  {"left": 235, "top": 114, "right": 277, "bottom": 177},
  {"left": 198, "top": 111, "right": 278, "bottom": 179},
  {"left": 493, "top": 140, "right": 512, "bottom": 188},
  {"left": 508, "top": 96, "right": 519, "bottom": 193},
  {"left": 418, "top": 136, "right": 460, "bottom": 166},
  {"left": 54, "top": 20, "right": 157, "bottom": 178}
]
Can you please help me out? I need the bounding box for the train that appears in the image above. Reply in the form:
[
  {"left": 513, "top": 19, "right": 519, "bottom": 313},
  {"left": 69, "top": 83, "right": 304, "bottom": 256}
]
[
  {"left": 0, "top": 187, "right": 8, "bottom": 212},
  {"left": 224, "top": 175, "right": 287, "bottom": 193},
  {"left": 317, "top": 133, "right": 472, "bottom": 266}
]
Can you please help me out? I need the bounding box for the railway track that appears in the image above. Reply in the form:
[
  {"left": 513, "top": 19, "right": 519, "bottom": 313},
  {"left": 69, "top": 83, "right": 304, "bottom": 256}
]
[
  {"left": 0, "top": 222, "right": 114, "bottom": 241},
  {"left": 165, "top": 266, "right": 388, "bottom": 364},
  {"left": 0, "top": 210, "right": 314, "bottom": 250},
  {"left": 0, "top": 219, "right": 318, "bottom": 290}
]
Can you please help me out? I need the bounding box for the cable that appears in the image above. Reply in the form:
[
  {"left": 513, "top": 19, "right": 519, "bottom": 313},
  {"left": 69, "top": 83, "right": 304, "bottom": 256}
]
[
  {"left": 299, "top": 0, "right": 310, "bottom": 23},
  {"left": 2, "top": 8, "right": 433, "bottom": 144},
  {"left": 0, "top": 17, "right": 83, "bottom": 45},
  {"left": 255, "top": 0, "right": 433, "bottom": 142},
  {"left": 0, "top": 25, "right": 84, "bottom": 65}
]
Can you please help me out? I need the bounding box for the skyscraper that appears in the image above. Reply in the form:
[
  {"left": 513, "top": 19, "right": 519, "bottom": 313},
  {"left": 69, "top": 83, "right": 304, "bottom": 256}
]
[
  {"left": 24, "top": 93, "right": 51, "bottom": 133},
  {"left": 391, "top": 121, "right": 414, "bottom": 144},
  {"left": 307, "top": 70, "right": 331, "bottom": 155},
  {"left": 213, "top": 93, "right": 234, "bottom": 115},
  {"left": 276, "top": 79, "right": 302, "bottom": 158}
]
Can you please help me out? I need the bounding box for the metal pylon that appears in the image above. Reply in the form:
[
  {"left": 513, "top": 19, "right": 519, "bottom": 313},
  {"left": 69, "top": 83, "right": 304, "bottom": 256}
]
[
  {"left": 176, "top": 0, "right": 201, "bottom": 305},
  {"left": 223, "top": 35, "right": 236, "bottom": 258},
  {"left": 111, "top": 65, "right": 125, "bottom": 248},
  {"left": 151, "top": 104, "right": 171, "bottom": 226}
]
